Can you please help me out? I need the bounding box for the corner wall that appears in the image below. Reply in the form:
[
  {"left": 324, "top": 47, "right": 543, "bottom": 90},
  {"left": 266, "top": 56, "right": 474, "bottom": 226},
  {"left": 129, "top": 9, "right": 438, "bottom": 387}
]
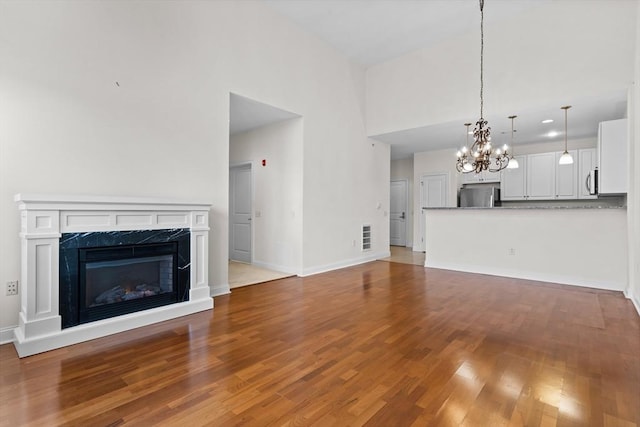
[{"left": 627, "top": 0, "right": 640, "bottom": 315}]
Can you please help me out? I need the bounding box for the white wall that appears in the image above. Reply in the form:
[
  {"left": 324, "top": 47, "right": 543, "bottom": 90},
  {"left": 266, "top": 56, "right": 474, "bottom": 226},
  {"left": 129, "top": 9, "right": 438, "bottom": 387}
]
[
  {"left": 425, "top": 209, "right": 629, "bottom": 292},
  {"left": 366, "top": 0, "right": 637, "bottom": 136},
  {"left": 229, "top": 118, "right": 303, "bottom": 275},
  {"left": 627, "top": 1, "right": 640, "bottom": 314},
  {"left": 0, "top": 1, "right": 390, "bottom": 335},
  {"left": 390, "top": 158, "right": 413, "bottom": 247}
]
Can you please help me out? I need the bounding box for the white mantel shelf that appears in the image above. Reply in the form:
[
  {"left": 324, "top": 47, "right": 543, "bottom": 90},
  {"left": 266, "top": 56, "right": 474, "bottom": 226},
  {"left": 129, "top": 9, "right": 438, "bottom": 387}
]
[
  {"left": 13, "top": 194, "right": 214, "bottom": 357},
  {"left": 15, "top": 193, "right": 212, "bottom": 211}
]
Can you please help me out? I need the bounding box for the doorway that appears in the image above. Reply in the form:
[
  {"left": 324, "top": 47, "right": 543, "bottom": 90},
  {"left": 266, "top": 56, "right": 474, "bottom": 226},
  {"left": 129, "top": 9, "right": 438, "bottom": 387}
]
[
  {"left": 228, "top": 93, "right": 303, "bottom": 288},
  {"left": 229, "top": 163, "right": 252, "bottom": 263},
  {"left": 390, "top": 179, "right": 408, "bottom": 246}
]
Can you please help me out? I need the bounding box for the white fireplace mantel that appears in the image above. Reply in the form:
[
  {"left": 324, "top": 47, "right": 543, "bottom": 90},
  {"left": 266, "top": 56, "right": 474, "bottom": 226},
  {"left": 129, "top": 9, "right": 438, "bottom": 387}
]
[{"left": 13, "top": 193, "right": 214, "bottom": 357}]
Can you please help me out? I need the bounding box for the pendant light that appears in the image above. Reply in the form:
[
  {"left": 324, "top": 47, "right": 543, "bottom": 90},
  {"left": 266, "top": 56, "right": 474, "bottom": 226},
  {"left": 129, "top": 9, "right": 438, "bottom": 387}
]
[
  {"left": 506, "top": 115, "right": 519, "bottom": 169},
  {"left": 558, "top": 105, "right": 573, "bottom": 165},
  {"left": 456, "top": 0, "right": 510, "bottom": 174}
]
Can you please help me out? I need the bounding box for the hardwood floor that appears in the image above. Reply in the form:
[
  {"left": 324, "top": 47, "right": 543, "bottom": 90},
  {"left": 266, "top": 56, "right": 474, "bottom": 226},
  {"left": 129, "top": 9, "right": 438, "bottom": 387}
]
[{"left": 1, "top": 262, "right": 639, "bottom": 426}]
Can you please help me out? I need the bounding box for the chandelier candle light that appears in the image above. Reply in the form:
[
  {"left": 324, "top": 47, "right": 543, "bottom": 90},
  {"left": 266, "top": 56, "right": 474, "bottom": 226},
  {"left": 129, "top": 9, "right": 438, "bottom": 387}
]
[
  {"left": 558, "top": 105, "right": 573, "bottom": 165},
  {"left": 456, "top": 0, "right": 511, "bottom": 174}
]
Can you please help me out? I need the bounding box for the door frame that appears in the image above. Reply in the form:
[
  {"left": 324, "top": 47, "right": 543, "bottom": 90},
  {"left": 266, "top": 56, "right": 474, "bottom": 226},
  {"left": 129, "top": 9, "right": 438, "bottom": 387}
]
[
  {"left": 390, "top": 179, "right": 409, "bottom": 247},
  {"left": 229, "top": 161, "right": 255, "bottom": 263},
  {"left": 418, "top": 172, "right": 449, "bottom": 252}
]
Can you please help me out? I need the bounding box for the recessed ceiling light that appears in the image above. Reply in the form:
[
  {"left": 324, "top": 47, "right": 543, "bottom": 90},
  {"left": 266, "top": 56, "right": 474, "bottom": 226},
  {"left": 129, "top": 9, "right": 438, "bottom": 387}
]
[
  {"left": 547, "top": 131, "right": 559, "bottom": 138},
  {"left": 542, "top": 119, "right": 554, "bottom": 124}
]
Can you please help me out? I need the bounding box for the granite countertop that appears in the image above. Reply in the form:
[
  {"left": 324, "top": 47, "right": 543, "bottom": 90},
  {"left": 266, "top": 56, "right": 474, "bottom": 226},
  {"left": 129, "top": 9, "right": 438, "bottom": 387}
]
[{"left": 422, "top": 205, "right": 627, "bottom": 210}]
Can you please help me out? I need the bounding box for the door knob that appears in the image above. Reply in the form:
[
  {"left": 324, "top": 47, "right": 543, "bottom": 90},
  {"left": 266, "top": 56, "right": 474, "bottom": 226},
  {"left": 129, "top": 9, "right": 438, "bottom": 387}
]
[{"left": 400, "top": 212, "right": 405, "bottom": 219}]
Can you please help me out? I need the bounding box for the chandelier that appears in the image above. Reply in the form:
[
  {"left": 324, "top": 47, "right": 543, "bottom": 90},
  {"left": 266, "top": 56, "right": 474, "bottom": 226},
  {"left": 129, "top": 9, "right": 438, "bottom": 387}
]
[{"left": 456, "top": 0, "right": 510, "bottom": 174}]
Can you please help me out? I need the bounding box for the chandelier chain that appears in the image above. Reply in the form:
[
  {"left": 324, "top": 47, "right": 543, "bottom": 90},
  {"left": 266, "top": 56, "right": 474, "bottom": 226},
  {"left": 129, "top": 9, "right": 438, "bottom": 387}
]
[{"left": 479, "top": 0, "right": 484, "bottom": 119}]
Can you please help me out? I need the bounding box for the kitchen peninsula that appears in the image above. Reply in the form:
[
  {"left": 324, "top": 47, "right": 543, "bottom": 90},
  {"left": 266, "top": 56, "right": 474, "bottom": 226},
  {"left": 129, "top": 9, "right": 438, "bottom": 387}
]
[{"left": 422, "top": 206, "right": 628, "bottom": 291}]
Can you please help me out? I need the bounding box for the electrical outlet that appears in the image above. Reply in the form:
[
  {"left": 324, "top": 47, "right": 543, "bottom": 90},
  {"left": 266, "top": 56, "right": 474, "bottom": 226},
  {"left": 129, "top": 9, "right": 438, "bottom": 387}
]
[
  {"left": 508, "top": 248, "right": 516, "bottom": 256},
  {"left": 6, "top": 281, "right": 18, "bottom": 296}
]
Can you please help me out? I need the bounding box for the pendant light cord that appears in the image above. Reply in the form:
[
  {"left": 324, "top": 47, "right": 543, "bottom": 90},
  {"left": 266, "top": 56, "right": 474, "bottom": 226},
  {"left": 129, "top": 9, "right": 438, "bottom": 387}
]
[{"left": 564, "top": 107, "right": 568, "bottom": 151}]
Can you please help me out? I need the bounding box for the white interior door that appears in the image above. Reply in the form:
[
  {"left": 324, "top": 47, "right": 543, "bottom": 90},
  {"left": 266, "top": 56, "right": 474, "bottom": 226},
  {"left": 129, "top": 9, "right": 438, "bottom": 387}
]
[
  {"left": 390, "top": 180, "right": 407, "bottom": 246},
  {"left": 419, "top": 173, "right": 448, "bottom": 252},
  {"left": 229, "top": 164, "right": 252, "bottom": 263}
]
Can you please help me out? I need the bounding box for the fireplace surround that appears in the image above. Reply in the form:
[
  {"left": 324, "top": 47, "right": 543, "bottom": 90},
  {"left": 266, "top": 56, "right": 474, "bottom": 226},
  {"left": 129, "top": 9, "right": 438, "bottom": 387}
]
[
  {"left": 60, "top": 229, "right": 191, "bottom": 328},
  {"left": 13, "top": 194, "right": 213, "bottom": 357}
]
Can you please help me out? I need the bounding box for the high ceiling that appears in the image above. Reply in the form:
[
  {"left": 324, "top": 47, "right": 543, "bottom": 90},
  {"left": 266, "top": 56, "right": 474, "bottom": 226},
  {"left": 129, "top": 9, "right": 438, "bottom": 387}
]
[
  {"left": 259, "top": 0, "right": 627, "bottom": 159},
  {"left": 264, "top": 0, "right": 546, "bottom": 67}
]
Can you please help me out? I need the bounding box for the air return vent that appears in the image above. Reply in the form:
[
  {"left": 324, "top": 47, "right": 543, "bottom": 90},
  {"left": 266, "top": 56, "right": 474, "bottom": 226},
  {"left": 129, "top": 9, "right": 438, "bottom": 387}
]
[{"left": 362, "top": 225, "right": 371, "bottom": 251}]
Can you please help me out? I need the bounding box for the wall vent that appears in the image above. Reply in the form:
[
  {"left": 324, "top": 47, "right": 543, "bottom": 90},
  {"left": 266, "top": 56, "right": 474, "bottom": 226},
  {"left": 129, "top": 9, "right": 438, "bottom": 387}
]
[{"left": 362, "top": 225, "right": 371, "bottom": 251}]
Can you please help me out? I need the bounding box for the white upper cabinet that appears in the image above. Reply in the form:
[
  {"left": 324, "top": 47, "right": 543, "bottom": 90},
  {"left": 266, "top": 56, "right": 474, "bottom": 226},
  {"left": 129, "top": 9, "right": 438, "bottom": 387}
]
[
  {"left": 462, "top": 169, "right": 501, "bottom": 184},
  {"left": 500, "top": 155, "right": 526, "bottom": 200},
  {"left": 555, "top": 150, "right": 578, "bottom": 199},
  {"left": 578, "top": 148, "right": 597, "bottom": 199},
  {"left": 527, "top": 152, "right": 556, "bottom": 199},
  {"left": 598, "top": 119, "right": 628, "bottom": 194},
  {"left": 502, "top": 151, "right": 581, "bottom": 200}
]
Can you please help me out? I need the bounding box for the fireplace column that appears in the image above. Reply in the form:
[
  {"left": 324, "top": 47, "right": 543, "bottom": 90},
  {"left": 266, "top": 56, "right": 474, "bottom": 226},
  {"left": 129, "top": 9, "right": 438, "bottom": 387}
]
[
  {"left": 17, "top": 209, "right": 62, "bottom": 340},
  {"left": 189, "top": 211, "right": 211, "bottom": 301}
]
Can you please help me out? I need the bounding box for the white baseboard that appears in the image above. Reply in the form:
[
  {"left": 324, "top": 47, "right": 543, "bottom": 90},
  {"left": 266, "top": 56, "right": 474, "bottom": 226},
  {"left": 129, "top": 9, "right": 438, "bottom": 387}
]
[
  {"left": 0, "top": 326, "right": 16, "bottom": 345},
  {"left": 301, "top": 251, "right": 390, "bottom": 277},
  {"left": 210, "top": 283, "right": 231, "bottom": 297},
  {"left": 425, "top": 260, "right": 626, "bottom": 292},
  {"left": 252, "top": 260, "right": 298, "bottom": 276},
  {"left": 624, "top": 289, "right": 640, "bottom": 317}
]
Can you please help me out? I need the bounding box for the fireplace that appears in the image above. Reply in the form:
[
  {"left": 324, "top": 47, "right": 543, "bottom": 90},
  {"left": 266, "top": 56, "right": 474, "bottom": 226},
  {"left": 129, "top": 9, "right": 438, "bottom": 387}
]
[
  {"left": 13, "top": 194, "right": 217, "bottom": 358},
  {"left": 59, "top": 229, "right": 190, "bottom": 328}
]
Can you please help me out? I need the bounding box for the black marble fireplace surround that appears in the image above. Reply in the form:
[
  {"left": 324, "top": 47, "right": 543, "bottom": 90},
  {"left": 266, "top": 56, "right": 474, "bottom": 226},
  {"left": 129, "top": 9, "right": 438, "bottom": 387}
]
[{"left": 59, "top": 229, "right": 190, "bottom": 329}]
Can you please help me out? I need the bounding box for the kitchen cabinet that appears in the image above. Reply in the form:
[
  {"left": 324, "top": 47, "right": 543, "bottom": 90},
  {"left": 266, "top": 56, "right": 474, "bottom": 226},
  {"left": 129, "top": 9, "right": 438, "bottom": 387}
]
[
  {"left": 462, "top": 169, "right": 501, "bottom": 184},
  {"left": 501, "top": 151, "right": 580, "bottom": 200},
  {"left": 578, "top": 148, "right": 597, "bottom": 199},
  {"left": 598, "top": 119, "right": 628, "bottom": 194},
  {"left": 555, "top": 150, "right": 578, "bottom": 199},
  {"left": 527, "top": 152, "right": 556, "bottom": 199},
  {"left": 500, "top": 155, "right": 526, "bottom": 200}
]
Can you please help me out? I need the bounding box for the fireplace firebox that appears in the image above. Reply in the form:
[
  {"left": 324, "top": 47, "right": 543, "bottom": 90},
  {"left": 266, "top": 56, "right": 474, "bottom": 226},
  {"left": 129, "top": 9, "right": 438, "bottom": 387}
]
[
  {"left": 79, "top": 242, "right": 180, "bottom": 324},
  {"left": 59, "top": 229, "right": 190, "bottom": 329}
]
